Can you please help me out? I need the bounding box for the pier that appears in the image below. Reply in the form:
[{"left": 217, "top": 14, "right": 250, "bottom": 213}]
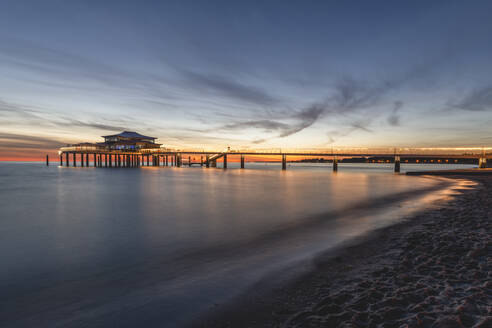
[{"left": 51, "top": 131, "right": 490, "bottom": 172}]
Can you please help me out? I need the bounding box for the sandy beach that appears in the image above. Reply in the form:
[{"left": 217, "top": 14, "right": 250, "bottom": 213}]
[{"left": 193, "top": 176, "right": 491, "bottom": 327}]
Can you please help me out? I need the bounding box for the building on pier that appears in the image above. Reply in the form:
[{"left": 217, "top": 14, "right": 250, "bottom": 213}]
[
  {"left": 101, "top": 131, "right": 160, "bottom": 151},
  {"left": 61, "top": 131, "right": 161, "bottom": 152}
]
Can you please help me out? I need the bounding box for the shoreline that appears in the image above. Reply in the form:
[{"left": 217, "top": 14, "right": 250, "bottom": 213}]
[{"left": 191, "top": 175, "right": 491, "bottom": 327}]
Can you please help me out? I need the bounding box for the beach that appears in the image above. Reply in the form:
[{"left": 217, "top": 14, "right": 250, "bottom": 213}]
[{"left": 194, "top": 175, "right": 491, "bottom": 327}]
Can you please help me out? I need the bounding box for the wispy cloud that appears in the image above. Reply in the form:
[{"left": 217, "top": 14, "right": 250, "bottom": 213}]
[
  {"left": 387, "top": 101, "right": 403, "bottom": 126},
  {"left": 0, "top": 132, "right": 64, "bottom": 149},
  {"left": 451, "top": 87, "right": 492, "bottom": 111},
  {"left": 179, "top": 70, "right": 278, "bottom": 106}
]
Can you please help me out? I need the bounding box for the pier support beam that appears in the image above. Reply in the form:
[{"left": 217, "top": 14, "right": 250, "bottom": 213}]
[
  {"left": 206, "top": 155, "right": 210, "bottom": 168},
  {"left": 223, "top": 154, "right": 227, "bottom": 169},
  {"left": 166, "top": 155, "right": 169, "bottom": 166},
  {"left": 333, "top": 155, "right": 338, "bottom": 172},
  {"left": 189, "top": 156, "right": 192, "bottom": 167},
  {"left": 73, "top": 153, "right": 76, "bottom": 167},
  {"left": 86, "top": 154, "right": 89, "bottom": 167},
  {"left": 81, "top": 154, "right": 84, "bottom": 167},
  {"left": 109, "top": 154, "right": 112, "bottom": 167},
  {"left": 394, "top": 156, "right": 401, "bottom": 173},
  {"left": 65, "top": 153, "right": 69, "bottom": 167},
  {"left": 177, "top": 154, "right": 182, "bottom": 167},
  {"left": 282, "top": 154, "right": 286, "bottom": 170},
  {"left": 60, "top": 154, "right": 63, "bottom": 166},
  {"left": 200, "top": 156, "right": 203, "bottom": 167},
  {"left": 240, "top": 155, "right": 245, "bottom": 169},
  {"left": 479, "top": 157, "right": 487, "bottom": 169},
  {"left": 46, "top": 155, "right": 49, "bottom": 166},
  {"left": 105, "top": 154, "right": 108, "bottom": 167}
]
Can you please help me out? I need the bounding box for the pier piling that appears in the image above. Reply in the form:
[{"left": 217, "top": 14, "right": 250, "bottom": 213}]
[
  {"left": 333, "top": 155, "right": 338, "bottom": 172},
  {"left": 282, "top": 154, "right": 286, "bottom": 170},
  {"left": 65, "top": 153, "right": 69, "bottom": 167},
  {"left": 241, "top": 155, "right": 245, "bottom": 169},
  {"left": 59, "top": 154, "right": 63, "bottom": 166},
  {"left": 394, "top": 155, "right": 401, "bottom": 173},
  {"left": 73, "top": 153, "right": 76, "bottom": 167},
  {"left": 206, "top": 155, "right": 210, "bottom": 168},
  {"left": 223, "top": 154, "right": 227, "bottom": 169},
  {"left": 46, "top": 155, "right": 49, "bottom": 166}
]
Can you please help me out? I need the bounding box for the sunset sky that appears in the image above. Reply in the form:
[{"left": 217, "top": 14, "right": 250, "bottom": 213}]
[{"left": 1, "top": 0, "right": 492, "bottom": 160}]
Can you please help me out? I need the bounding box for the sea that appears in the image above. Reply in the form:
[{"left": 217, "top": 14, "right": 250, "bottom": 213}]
[{"left": 0, "top": 162, "right": 475, "bottom": 327}]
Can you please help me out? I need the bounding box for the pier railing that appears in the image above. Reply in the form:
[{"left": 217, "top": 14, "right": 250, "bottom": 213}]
[{"left": 52, "top": 146, "right": 490, "bottom": 171}]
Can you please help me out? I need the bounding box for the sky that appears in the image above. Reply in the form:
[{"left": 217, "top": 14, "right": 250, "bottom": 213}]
[{"left": 1, "top": 0, "right": 492, "bottom": 160}]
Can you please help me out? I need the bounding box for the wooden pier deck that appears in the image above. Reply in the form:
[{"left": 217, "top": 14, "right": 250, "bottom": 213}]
[{"left": 49, "top": 148, "right": 490, "bottom": 172}]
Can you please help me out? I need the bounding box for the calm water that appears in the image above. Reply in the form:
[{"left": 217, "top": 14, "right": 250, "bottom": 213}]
[{"left": 0, "top": 162, "right": 473, "bottom": 327}]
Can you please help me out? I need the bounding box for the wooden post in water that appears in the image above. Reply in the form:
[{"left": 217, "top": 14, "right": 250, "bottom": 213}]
[
  {"left": 189, "top": 156, "right": 192, "bottom": 167},
  {"left": 60, "top": 154, "right": 63, "bottom": 166},
  {"left": 240, "top": 154, "right": 245, "bottom": 169},
  {"left": 206, "top": 155, "right": 210, "bottom": 168},
  {"left": 282, "top": 154, "right": 286, "bottom": 170},
  {"left": 46, "top": 155, "right": 49, "bottom": 166},
  {"left": 146, "top": 155, "right": 149, "bottom": 166},
  {"left": 333, "top": 155, "right": 338, "bottom": 172},
  {"left": 86, "top": 154, "right": 89, "bottom": 167},
  {"left": 166, "top": 155, "right": 169, "bottom": 166},
  {"left": 177, "top": 154, "right": 182, "bottom": 167},
  {"left": 73, "top": 153, "right": 76, "bottom": 167},
  {"left": 200, "top": 156, "right": 203, "bottom": 167},
  {"left": 394, "top": 155, "right": 401, "bottom": 173},
  {"left": 223, "top": 154, "right": 227, "bottom": 169},
  {"left": 65, "top": 153, "right": 69, "bottom": 167},
  {"left": 479, "top": 149, "right": 487, "bottom": 168}
]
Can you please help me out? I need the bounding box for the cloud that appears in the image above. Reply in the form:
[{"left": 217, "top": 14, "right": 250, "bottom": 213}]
[
  {"left": 222, "top": 119, "right": 290, "bottom": 132},
  {"left": 0, "top": 132, "right": 64, "bottom": 149},
  {"left": 387, "top": 101, "right": 403, "bottom": 126},
  {"left": 64, "top": 119, "right": 128, "bottom": 132},
  {"left": 451, "top": 87, "right": 492, "bottom": 111},
  {"left": 215, "top": 77, "right": 386, "bottom": 143},
  {"left": 179, "top": 70, "right": 278, "bottom": 106}
]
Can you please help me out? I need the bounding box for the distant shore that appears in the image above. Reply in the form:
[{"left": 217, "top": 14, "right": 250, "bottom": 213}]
[{"left": 192, "top": 175, "right": 491, "bottom": 327}]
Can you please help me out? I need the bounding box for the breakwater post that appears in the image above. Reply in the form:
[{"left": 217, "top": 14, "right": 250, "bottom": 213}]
[
  {"left": 282, "top": 154, "right": 286, "bottom": 170},
  {"left": 333, "top": 155, "right": 338, "bottom": 172},
  {"left": 240, "top": 154, "right": 245, "bottom": 169},
  {"left": 206, "top": 155, "right": 210, "bottom": 168},
  {"left": 479, "top": 149, "right": 487, "bottom": 168},
  {"left": 394, "top": 155, "right": 401, "bottom": 173},
  {"left": 223, "top": 154, "right": 227, "bottom": 169},
  {"left": 46, "top": 155, "right": 49, "bottom": 166},
  {"left": 59, "top": 154, "right": 63, "bottom": 166}
]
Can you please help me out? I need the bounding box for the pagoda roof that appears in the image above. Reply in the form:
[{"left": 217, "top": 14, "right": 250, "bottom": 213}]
[{"left": 102, "top": 131, "right": 156, "bottom": 140}]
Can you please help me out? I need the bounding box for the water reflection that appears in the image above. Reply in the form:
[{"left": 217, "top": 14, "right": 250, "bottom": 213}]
[{"left": 0, "top": 162, "right": 471, "bottom": 327}]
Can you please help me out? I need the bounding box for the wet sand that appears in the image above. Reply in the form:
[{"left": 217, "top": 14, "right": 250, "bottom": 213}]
[{"left": 193, "top": 176, "right": 491, "bottom": 327}]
